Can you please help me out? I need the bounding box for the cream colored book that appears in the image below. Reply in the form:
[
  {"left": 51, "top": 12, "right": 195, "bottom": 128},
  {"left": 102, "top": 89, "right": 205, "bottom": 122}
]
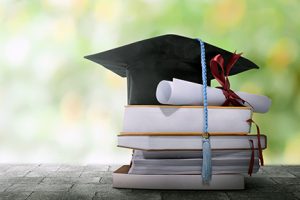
[
  {"left": 135, "top": 149, "right": 259, "bottom": 159},
  {"left": 117, "top": 134, "right": 267, "bottom": 150}
]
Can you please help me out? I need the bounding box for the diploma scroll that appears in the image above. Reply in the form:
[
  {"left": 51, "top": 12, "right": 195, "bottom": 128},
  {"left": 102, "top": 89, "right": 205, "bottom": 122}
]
[{"left": 156, "top": 79, "right": 271, "bottom": 113}]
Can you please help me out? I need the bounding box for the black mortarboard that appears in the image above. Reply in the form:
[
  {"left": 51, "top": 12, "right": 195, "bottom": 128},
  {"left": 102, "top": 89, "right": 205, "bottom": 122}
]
[{"left": 84, "top": 34, "right": 258, "bottom": 105}]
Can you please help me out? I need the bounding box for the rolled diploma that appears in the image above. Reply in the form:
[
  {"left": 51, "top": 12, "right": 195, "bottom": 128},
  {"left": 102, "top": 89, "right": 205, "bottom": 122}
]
[{"left": 156, "top": 78, "right": 271, "bottom": 113}]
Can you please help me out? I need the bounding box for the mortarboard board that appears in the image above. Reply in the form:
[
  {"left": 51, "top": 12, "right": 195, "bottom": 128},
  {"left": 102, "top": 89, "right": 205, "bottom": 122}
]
[{"left": 84, "top": 34, "right": 259, "bottom": 105}]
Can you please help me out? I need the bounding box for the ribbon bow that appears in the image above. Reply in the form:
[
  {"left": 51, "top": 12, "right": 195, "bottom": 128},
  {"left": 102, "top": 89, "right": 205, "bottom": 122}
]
[
  {"left": 210, "top": 53, "right": 264, "bottom": 175},
  {"left": 209, "top": 53, "right": 246, "bottom": 106}
]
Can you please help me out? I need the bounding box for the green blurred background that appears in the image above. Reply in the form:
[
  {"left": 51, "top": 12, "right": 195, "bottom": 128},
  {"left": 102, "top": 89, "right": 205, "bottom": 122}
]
[{"left": 0, "top": 0, "right": 299, "bottom": 164}]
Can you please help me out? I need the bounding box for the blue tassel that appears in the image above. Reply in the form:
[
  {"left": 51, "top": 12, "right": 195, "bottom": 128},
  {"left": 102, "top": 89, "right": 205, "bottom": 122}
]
[
  {"left": 196, "top": 38, "right": 212, "bottom": 184},
  {"left": 202, "top": 138, "right": 212, "bottom": 183}
]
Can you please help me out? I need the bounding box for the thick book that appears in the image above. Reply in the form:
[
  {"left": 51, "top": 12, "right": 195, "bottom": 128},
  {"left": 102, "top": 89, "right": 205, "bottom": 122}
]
[
  {"left": 128, "top": 165, "right": 259, "bottom": 175},
  {"left": 129, "top": 159, "right": 260, "bottom": 175},
  {"left": 113, "top": 165, "right": 245, "bottom": 190},
  {"left": 122, "top": 105, "right": 252, "bottom": 134},
  {"left": 129, "top": 150, "right": 259, "bottom": 175},
  {"left": 118, "top": 135, "right": 267, "bottom": 150}
]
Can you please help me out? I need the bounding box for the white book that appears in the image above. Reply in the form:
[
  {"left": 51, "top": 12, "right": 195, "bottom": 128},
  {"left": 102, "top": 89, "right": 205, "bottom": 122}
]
[
  {"left": 122, "top": 106, "right": 252, "bottom": 134},
  {"left": 132, "top": 158, "right": 258, "bottom": 167},
  {"left": 128, "top": 165, "right": 259, "bottom": 175},
  {"left": 113, "top": 165, "right": 245, "bottom": 190},
  {"left": 130, "top": 151, "right": 260, "bottom": 175},
  {"left": 135, "top": 149, "right": 258, "bottom": 159},
  {"left": 118, "top": 135, "right": 267, "bottom": 150}
]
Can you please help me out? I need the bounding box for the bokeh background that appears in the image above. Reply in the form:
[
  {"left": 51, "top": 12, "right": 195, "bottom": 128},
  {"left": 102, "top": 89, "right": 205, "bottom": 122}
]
[{"left": 0, "top": 0, "right": 299, "bottom": 164}]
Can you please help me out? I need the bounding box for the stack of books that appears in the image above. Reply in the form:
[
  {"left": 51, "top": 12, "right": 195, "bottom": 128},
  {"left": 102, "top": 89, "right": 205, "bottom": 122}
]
[
  {"left": 113, "top": 106, "right": 267, "bottom": 190},
  {"left": 84, "top": 34, "right": 271, "bottom": 190}
]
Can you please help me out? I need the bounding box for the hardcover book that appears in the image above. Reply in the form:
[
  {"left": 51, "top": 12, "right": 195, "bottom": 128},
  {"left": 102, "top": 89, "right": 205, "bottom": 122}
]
[{"left": 122, "top": 106, "right": 253, "bottom": 134}]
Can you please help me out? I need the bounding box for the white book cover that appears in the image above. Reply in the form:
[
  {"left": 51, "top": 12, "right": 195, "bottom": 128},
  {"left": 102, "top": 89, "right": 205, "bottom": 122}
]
[
  {"left": 113, "top": 165, "right": 245, "bottom": 190},
  {"left": 122, "top": 105, "right": 252, "bottom": 134}
]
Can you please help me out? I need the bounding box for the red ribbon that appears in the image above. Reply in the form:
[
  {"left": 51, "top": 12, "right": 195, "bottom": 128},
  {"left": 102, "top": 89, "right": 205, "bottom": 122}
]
[
  {"left": 248, "top": 139, "right": 255, "bottom": 176},
  {"left": 209, "top": 53, "right": 248, "bottom": 106},
  {"left": 247, "top": 119, "right": 264, "bottom": 166},
  {"left": 209, "top": 53, "right": 264, "bottom": 174}
]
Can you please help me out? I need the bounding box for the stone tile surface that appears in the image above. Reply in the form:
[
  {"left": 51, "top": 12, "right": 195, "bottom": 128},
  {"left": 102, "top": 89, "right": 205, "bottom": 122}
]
[
  {"left": 27, "top": 191, "right": 93, "bottom": 200},
  {"left": 6, "top": 183, "right": 72, "bottom": 192},
  {"left": 0, "top": 164, "right": 299, "bottom": 200},
  {"left": 0, "top": 192, "right": 32, "bottom": 200},
  {"left": 161, "top": 191, "right": 229, "bottom": 200}
]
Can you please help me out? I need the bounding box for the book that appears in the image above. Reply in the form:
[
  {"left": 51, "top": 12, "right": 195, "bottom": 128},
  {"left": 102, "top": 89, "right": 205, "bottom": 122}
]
[
  {"left": 132, "top": 158, "right": 258, "bottom": 167},
  {"left": 129, "top": 150, "right": 259, "bottom": 175},
  {"left": 118, "top": 135, "right": 267, "bottom": 150},
  {"left": 135, "top": 149, "right": 259, "bottom": 159},
  {"left": 122, "top": 105, "right": 252, "bottom": 134},
  {"left": 128, "top": 165, "right": 259, "bottom": 175},
  {"left": 113, "top": 165, "right": 245, "bottom": 190}
]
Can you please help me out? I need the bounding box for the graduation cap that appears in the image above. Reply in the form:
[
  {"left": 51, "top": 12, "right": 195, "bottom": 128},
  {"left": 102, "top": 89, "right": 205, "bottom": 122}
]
[{"left": 84, "top": 34, "right": 258, "bottom": 105}]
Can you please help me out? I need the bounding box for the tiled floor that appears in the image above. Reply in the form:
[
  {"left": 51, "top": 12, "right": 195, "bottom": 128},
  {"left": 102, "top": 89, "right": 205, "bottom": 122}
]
[{"left": 0, "top": 164, "right": 299, "bottom": 200}]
